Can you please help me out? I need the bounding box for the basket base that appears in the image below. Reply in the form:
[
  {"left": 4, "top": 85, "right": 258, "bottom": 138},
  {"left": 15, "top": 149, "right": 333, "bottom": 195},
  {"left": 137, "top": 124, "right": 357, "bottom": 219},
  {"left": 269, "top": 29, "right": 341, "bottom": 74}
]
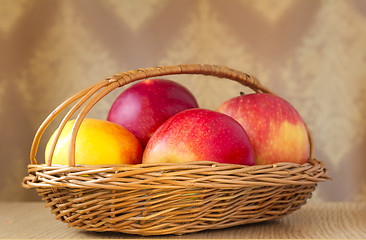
[{"left": 36, "top": 184, "right": 316, "bottom": 236}]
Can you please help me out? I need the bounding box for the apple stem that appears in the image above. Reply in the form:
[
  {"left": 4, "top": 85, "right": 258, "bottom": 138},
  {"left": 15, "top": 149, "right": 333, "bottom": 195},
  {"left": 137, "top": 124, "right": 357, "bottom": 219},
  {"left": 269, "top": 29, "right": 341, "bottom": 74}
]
[{"left": 240, "top": 91, "right": 245, "bottom": 96}]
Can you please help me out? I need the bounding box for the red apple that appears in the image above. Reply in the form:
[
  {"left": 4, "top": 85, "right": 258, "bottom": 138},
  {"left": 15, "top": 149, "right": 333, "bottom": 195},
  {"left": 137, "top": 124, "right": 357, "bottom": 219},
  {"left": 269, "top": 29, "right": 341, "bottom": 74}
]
[
  {"left": 142, "top": 108, "right": 255, "bottom": 165},
  {"left": 107, "top": 79, "right": 199, "bottom": 147},
  {"left": 217, "top": 93, "right": 310, "bottom": 165}
]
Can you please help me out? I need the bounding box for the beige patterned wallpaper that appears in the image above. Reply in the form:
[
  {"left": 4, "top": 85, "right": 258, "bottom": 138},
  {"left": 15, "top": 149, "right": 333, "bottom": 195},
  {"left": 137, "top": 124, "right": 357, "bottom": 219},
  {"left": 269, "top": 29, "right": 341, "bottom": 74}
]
[{"left": 1, "top": 0, "right": 366, "bottom": 201}]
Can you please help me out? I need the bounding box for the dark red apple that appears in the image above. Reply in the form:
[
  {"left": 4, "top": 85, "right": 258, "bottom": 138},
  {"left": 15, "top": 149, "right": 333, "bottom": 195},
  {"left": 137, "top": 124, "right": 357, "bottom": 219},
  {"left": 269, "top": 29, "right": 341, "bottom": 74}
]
[
  {"left": 217, "top": 93, "right": 310, "bottom": 165},
  {"left": 142, "top": 108, "right": 255, "bottom": 165},
  {"left": 107, "top": 79, "right": 198, "bottom": 147}
]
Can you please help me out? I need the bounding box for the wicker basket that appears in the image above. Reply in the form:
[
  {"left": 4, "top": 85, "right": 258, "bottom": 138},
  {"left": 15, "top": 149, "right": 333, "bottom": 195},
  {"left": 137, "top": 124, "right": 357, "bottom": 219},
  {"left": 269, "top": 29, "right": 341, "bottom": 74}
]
[{"left": 22, "top": 64, "right": 329, "bottom": 236}]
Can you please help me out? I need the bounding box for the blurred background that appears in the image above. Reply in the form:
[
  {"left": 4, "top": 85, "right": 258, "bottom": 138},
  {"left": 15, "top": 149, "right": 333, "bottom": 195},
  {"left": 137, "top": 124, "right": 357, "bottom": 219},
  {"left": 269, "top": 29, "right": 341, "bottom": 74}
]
[{"left": 1, "top": 0, "right": 366, "bottom": 202}]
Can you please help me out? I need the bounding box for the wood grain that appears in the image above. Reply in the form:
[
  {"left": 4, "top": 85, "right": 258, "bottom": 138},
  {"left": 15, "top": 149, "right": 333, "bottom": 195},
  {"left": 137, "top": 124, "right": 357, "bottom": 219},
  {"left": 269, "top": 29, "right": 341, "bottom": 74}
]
[{"left": 0, "top": 201, "right": 365, "bottom": 239}]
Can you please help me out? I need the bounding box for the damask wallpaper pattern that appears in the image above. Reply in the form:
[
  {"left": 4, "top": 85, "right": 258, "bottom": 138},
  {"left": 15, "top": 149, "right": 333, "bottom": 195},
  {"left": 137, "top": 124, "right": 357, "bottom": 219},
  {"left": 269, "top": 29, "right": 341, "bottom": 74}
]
[{"left": 1, "top": 0, "right": 366, "bottom": 201}]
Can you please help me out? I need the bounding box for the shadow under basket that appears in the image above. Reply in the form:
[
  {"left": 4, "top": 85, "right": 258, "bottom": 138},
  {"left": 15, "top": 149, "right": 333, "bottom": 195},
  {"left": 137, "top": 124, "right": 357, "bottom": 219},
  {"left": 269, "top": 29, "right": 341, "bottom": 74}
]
[{"left": 22, "top": 64, "right": 330, "bottom": 236}]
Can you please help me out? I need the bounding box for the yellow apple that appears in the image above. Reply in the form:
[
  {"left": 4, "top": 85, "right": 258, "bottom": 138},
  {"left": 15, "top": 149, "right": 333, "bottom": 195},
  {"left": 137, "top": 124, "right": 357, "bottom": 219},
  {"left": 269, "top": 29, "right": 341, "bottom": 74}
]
[{"left": 45, "top": 118, "right": 142, "bottom": 165}]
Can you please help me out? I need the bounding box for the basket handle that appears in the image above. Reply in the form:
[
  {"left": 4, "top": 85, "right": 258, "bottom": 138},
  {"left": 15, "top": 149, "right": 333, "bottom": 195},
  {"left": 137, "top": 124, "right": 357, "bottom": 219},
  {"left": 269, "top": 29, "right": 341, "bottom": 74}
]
[{"left": 29, "top": 64, "right": 313, "bottom": 166}]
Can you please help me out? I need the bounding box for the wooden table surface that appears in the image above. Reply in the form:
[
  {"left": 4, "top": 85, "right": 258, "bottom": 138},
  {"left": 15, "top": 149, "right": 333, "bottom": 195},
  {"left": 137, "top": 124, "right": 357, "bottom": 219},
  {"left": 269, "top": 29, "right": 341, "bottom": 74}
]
[{"left": 1, "top": 201, "right": 365, "bottom": 239}]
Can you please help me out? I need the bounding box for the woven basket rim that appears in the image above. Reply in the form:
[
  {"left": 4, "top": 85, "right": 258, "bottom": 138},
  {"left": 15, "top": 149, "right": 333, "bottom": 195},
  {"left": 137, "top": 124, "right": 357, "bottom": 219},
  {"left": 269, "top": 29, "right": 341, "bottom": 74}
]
[{"left": 22, "top": 159, "right": 330, "bottom": 190}]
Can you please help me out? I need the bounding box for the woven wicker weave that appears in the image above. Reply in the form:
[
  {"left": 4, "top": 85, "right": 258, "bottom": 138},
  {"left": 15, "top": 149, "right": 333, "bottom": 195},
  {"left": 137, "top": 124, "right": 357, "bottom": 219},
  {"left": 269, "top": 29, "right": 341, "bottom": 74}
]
[{"left": 22, "top": 64, "right": 329, "bottom": 236}]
